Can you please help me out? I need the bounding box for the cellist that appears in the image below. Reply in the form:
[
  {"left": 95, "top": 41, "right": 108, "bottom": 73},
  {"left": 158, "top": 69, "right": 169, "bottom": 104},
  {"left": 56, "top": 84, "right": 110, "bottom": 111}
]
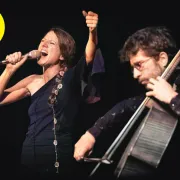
[{"left": 74, "top": 26, "right": 180, "bottom": 179}]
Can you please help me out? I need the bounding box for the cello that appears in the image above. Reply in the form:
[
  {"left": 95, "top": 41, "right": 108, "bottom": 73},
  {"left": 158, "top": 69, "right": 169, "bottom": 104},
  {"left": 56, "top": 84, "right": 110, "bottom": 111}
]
[{"left": 88, "top": 49, "right": 180, "bottom": 178}]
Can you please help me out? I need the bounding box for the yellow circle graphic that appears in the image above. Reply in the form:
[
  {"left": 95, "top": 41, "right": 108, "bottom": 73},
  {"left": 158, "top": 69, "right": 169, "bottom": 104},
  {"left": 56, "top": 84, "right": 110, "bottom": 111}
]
[{"left": 0, "top": 14, "right": 5, "bottom": 41}]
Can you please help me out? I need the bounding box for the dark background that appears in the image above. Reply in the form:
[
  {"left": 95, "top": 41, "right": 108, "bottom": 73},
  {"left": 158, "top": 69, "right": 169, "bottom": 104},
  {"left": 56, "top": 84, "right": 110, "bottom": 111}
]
[{"left": 0, "top": 1, "right": 180, "bottom": 176}]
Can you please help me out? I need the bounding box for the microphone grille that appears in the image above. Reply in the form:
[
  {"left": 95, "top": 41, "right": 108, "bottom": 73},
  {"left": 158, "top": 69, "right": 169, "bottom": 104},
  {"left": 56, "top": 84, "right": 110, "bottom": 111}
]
[{"left": 28, "top": 50, "right": 41, "bottom": 59}]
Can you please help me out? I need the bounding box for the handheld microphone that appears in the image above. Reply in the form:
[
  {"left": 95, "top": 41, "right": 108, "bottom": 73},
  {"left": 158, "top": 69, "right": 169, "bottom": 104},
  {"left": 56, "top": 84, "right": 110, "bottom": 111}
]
[{"left": 0, "top": 50, "right": 41, "bottom": 65}]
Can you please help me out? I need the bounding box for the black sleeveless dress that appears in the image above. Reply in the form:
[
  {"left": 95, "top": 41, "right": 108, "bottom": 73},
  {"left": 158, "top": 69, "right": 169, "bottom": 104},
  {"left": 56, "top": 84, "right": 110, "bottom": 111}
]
[{"left": 19, "top": 50, "right": 105, "bottom": 178}]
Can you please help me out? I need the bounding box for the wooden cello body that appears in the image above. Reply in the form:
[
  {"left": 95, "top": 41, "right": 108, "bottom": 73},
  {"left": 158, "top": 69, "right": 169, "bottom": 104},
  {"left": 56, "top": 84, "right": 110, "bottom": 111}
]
[{"left": 114, "top": 100, "right": 178, "bottom": 178}]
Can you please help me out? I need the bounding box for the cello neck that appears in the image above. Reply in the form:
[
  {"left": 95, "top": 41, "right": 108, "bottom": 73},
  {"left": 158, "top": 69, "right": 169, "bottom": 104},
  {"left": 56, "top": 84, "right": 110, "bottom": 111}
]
[{"left": 161, "top": 49, "right": 180, "bottom": 80}]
